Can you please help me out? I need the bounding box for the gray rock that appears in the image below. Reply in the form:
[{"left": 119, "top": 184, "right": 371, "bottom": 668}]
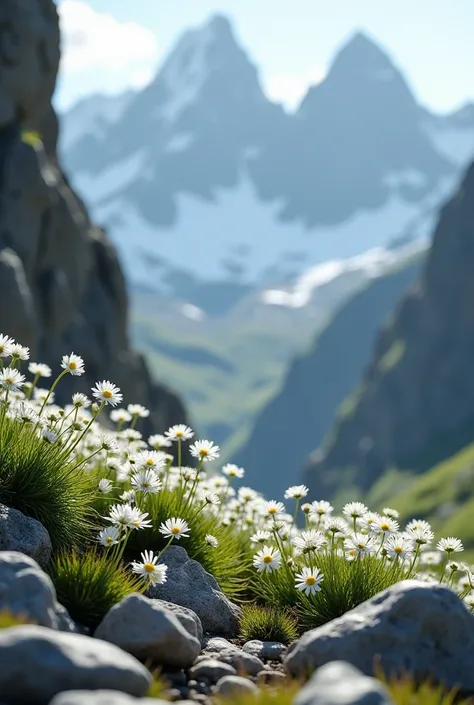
[
  {"left": 215, "top": 676, "right": 258, "bottom": 697},
  {"left": 155, "top": 599, "right": 203, "bottom": 642},
  {"left": 284, "top": 581, "right": 474, "bottom": 691},
  {"left": 202, "top": 636, "right": 234, "bottom": 652},
  {"left": 94, "top": 594, "right": 200, "bottom": 668},
  {"left": 0, "top": 504, "right": 51, "bottom": 567},
  {"left": 0, "top": 551, "right": 75, "bottom": 631},
  {"left": 215, "top": 648, "right": 264, "bottom": 677},
  {"left": 257, "top": 670, "right": 287, "bottom": 685},
  {"left": 51, "top": 693, "right": 168, "bottom": 705},
  {"left": 147, "top": 547, "right": 241, "bottom": 636},
  {"left": 294, "top": 662, "right": 393, "bottom": 705},
  {"left": 0, "top": 625, "right": 151, "bottom": 703},
  {"left": 243, "top": 640, "right": 287, "bottom": 661},
  {"left": 188, "top": 658, "right": 237, "bottom": 683}
]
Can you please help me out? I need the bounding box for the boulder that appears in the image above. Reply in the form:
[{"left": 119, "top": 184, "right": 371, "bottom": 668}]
[
  {"left": 0, "top": 504, "right": 51, "bottom": 567},
  {"left": 154, "top": 599, "right": 203, "bottom": 642},
  {"left": 0, "top": 625, "right": 151, "bottom": 703},
  {"left": 188, "top": 658, "right": 237, "bottom": 683},
  {"left": 0, "top": 551, "right": 74, "bottom": 631},
  {"left": 284, "top": 581, "right": 474, "bottom": 692},
  {"left": 212, "top": 648, "right": 264, "bottom": 677},
  {"left": 51, "top": 694, "right": 168, "bottom": 705},
  {"left": 94, "top": 594, "right": 200, "bottom": 669},
  {"left": 147, "top": 546, "right": 241, "bottom": 636},
  {"left": 294, "top": 661, "right": 393, "bottom": 705},
  {"left": 243, "top": 640, "right": 287, "bottom": 661},
  {"left": 215, "top": 675, "right": 258, "bottom": 697}
]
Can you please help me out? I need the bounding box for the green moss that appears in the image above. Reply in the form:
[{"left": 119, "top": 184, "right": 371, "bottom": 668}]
[{"left": 378, "top": 339, "right": 406, "bottom": 373}]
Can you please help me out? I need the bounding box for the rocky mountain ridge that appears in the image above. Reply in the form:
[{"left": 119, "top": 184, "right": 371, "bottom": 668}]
[
  {"left": 0, "top": 0, "right": 188, "bottom": 432},
  {"left": 304, "top": 160, "right": 474, "bottom": 501}
]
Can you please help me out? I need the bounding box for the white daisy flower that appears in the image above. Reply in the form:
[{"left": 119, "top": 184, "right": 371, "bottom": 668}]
[
  {"left": 371, "top": 516, "right": 399, "bottom": 536},
  {"left": 106, "top": 503, "right": 151, "bottom": 530},
  {"left": 101, "top": 435, "right": 119, "bottom": 453},
  {"left": 120, "top": 489, "right": 136, "bottom": 503},
  {"left": 110, "top": 408, "right": 132, "bottom": 423},
  {"left": 10, "top": 343, "right": 29, "bottom": 361},
  {"left": 385, "top": 534, "right": 415, "bottom": 560},
  {"left": 284, "top": 485, "right": 308, "bottom": 500},
  {"left": 28, "top": 362, "right": 52, "bottom": 378},
  {"left": 344, "top": 532, "right": 377, "bottom": 558},
  {"left": 420, "top": 551, "right": 442, "bottom": 566},
  {"left": 131, "top": 469, "right": 162, "bottom": 494},
  {"left": 382, "top": 507, "right": 400, "bottom": 519},
  {"left": 250, "top": 530, "right": 272, "bottom": 544},
  {"left": 238, "top": 487, "right": 258, "bottom": 502},
  {"left": 91, "top": 380, "right": 123, "bottom": 407},
  {"left": 165, "top": 424, "right": 194, "bottom": 442},
  {"left": 324, "top": 517, "right": 349, "bottom": 536},
  {"left": 295, "top": 566, "right": 324, "bottom": 595},
  {"left": 61, "top": 353, "right": 85, "bottom": 376},
  {"left": 342, "top": 502, "right": 369, "bottom": 520},
  {"left": 15, "top": 402, "right": 39, "bottom": 425},
  {"left": 405, "top": 526, "right": 434, "bottom": 546},
  {"left": 0, "top": 334, "right": 14, "bottom": 358},
  {"left": 203, "top": 492, "right": 220, "bottom": 506},
  {"left": 190, "top": 439, "right": 220, "bottom": 462},
  {"left": 292, "top": 529, "right": 326, "bottom": 553},
  {"left": 97, "top": 526, "right": 121, "bottom": 547},
  {"left": 437, "top": 537, "right": 464, "bottom": 554},
  {"left": 310, "top": 500, "right": 334, "bottom": 517},
  {"left": 205, "top": 534, "right": 219, "bottom": 547},
  {"left": 222, "top": 464, "right": 245, "bottom": 478},
  {"left": 127, "top": 404, "right": 150, "bottom": 418},
  {"left": 131, "top": 550, "right": 168, "bottom": 585},
  {"left": 0, "top": 367, "right": 25, "bottom": 392},
  {"left": 260, "top": 500, "right": 285, "bottom": 517},
  {"left": 159, "top": 517, "right": 190, "bottom": 540},
  {"left": 134, "top": 450, "right": 167, "bottom": 471},
  {"left": 253, "top": 546, "right": 281, "bottom": 573},
  {"left": 72, "top": 393, "right": 91, "bottom": 408},
  {"left": 148, "top": 434, "right": 172, "bottom": 449},
  {"left": 98, "top": 479, "right": 113, "bottom": 494},
  {"left": 41, "top": 428, "right": 58, "bottom": 444}
]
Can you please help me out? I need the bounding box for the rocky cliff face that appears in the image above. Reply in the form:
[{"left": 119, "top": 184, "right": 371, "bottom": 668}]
[
  {"left": 0, "top": 0, "right": 188, "bottom": 431},
  {"left": 304, "top": 161, "right": 474, "bottom": 500}
]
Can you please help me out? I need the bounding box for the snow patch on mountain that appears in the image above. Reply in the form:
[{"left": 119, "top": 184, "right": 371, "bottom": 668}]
[{"left": 74, "top": 149, "right": 147, "bottom": 204}]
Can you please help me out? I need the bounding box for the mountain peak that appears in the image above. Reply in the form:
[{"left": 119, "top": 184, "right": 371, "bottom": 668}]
[{"left": 329, "top": 30, "right": 398, "bottom": 80}]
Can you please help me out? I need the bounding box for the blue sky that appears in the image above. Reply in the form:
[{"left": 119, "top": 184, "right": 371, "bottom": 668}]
[{"left": 55, "top": 0, "right": 474, "bottom": 114}]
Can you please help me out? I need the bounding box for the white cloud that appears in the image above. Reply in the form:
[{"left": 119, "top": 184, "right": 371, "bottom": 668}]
[
  {"left": 264, "top": 67, "right": 326, "bottom": 110},
  {"left": 58, "top": 1, "right": 158, "bottom": 87}
]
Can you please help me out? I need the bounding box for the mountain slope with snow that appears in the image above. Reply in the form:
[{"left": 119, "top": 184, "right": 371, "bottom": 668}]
[{"left": 60, "top": 16, "right": 474, "bottom": 312}]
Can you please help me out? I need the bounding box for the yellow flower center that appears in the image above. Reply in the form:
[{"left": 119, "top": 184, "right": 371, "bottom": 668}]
[
  {"left": 200, "top": 449, "right": 209, "bottom": 456},
  {"left": 176, "top": 431, "right": 183, "bottom": 437},
  {"left": 395, "top": 546, "right": 403, "bottom": 554},
  {"left": 69, "top": 362, "right": 77, "bottom": 370},
  {"left": 143, "top": 482, "right": 150, "bottom": 488},
  {"left": 268, "top": 508, "right": 276, "bottom": 514},
  {"left": 381, "top": 523, "right": 390, "bottom": 531},
  {"left": 146, "top": 459, "right": 154, "bottom": 466},
  {"left": 143, "top": 563, "right": 155, "bottom": 573},
  {"left": 103, "top": 390, "right": 113, "bottom": 398},
  {"left": 305, "top": 576, "right": 317, "bottom": 586},
  {"left": 263, "top": 555, "right": 273, "bottom": 563},
  {"left": 171, "top": 527, "right": 181, "bottom": 534},
  {"left": 357, "top": 544, "right": 365, "bottom": 550},
  {"left": 105, "top": 537, "right": 114, "bottom": 545}
]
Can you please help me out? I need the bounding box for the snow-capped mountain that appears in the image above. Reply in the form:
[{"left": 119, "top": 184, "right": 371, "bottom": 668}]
[{"left": 60, "top": 15, "right": 474, "bottom": 314}]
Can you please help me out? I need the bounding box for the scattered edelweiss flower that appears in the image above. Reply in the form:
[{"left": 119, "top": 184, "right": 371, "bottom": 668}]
[
  {"left": 0, "top": 367, "right": 25, "bottom": 392},
  {"left": 292, "top": 529, "right": 326, "bottom": 553},
  {"left": 205, "top": 534, "right": 219, "bottom": 547},
  {"left": 342, "top": 502, "right": 369, "bottom": 521},
  {"left": 385, "top": 534, "right": 415, "bottom": 560},
  {"left": 253, "top": 545, "right": 282, "bottom": 573},
  {"left": 260, "top": 500, "right": 285, "bottom": 517},
  {"left": 284, "top": 485, "right": 309, "bottom": 500},
  {"left": 0, "top": 334, "right": 14, "bottom": 357},
  {"left": 437, "top": 537, "right": 464, "bottom": 554},
  {"left": 98, "top": 479, "right": 113, "bottom": 494},
  {"left": 97, "top": 526, "right": 121, "bottom": 547},
  {"left": 91, "top": 380, "right": 123, "bottom": 407},
  {"left": 344, "top": 532, "right": 377, "bottom": 558},
  {"left": 131, "top": 469, "right": 162, "bottom": 494},
  {"left": 222, "top": 464, "right": 245, "bottom": 478},
  {"left": 127, "top": 404, "right": 150, "bottom": 418},
  {"left": 250, "top": 530, "right": 272, "bottom": 544},
  {"left": 61, "top": 353, "right": 85, "bottom": 376},
  {"left": 28, "top": 362, "right": 52, "bottom": 378},
  {"left": 159, "top": 517, "right": 190, "bottom": 540},
  {"left": 110, "top": 408, "right": 132, "bottom": 424},
  {"left": 310, "top": 500, "right": 334, "bottom": 517},
  {"left": 295, "top": 566, "right": 324, "bottom": 595},
  {"left": 371, "top": 516, "right": 400, "bottom": 536},
  {"left": 131, "top": 550, "right": 168, "bottom": 585},
  {"left": 148, "top": 433, "right": 172, "bottom": 449},
  {"left": 10, "top": 343, "right": 29, "bottom": 361},
  {"left": 165, "top": 424, "right": 194, "bottom": 442},
  {"left": 190, "top": 439, "right": 220, "bottom": 462}
]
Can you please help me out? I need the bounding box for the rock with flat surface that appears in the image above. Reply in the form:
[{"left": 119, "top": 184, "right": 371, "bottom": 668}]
[
  {"left": 51, "top": 693, "right": 168, "bottom": 705},
  {"left": 284, "top": 581, "right": 474, "bottom": 692},
  {"left": 154, "top": 599, "right": 203, "bottom": 642},
  {"left": 0, "top": 504, "right": 51, "bottom": 567},
  {"left": 294, "top": 661, "right": 393, "bottom": 705},
  {"left": 147, "top": 546, "right": 241, "bottom": 636},
  {"left": 215, "top": 675, "right": 258, "bottom": 697},
  {"left": 188, "top": 658, "right": 236, "bottom": 683},
  {"left": 94, "top": 594, "right": 200, "bottom": 668},
  {"left": 0, "top": 625, "right": 151, "bottom": 703}
]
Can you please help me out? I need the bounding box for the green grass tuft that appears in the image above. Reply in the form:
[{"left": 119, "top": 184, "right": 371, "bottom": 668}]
[
  {"left": 239, "top": 604, "right": 299, "bottom": 644},
  {"left": 0, "top": 418, "right": 95, "bottom": 551},
  {"left": 48, "top": 548, "right": 144, "bottom": 630}
]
